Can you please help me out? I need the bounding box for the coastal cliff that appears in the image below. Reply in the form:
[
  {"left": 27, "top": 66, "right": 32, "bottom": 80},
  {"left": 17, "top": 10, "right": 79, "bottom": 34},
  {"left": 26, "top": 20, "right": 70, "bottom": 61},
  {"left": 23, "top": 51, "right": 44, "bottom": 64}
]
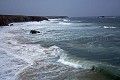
[{"left": 0, "top": 15, "right": 48, "bottom": 26}]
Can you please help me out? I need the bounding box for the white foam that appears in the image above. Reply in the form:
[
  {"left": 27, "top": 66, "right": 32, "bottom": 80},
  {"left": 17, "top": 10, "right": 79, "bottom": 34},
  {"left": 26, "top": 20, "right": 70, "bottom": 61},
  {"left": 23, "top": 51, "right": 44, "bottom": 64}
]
[
  {"left": 58, "top": 54, "right": 96, "bottom": 69},
  {"left": 7, "top": 44, "right": 61, "bottom": 64},
  {"left": 58, "top": 59, "right": 82, "bottom": 68},
  {"left": 58, "top": 22, "right": 72, "bottom": 25},
  {"left": 103, "top": 26, "right": 116, "bottom": 29},
  {"left": 63, "top": 19, "right": 70, "bottom": 22},
  {"left": 0, "top": 22, "right": 65, "bottom": 64},
  {"left": 0, "top": 22, "right": 68, "bottom": 65},
  {"left": 2, "top": 37, "right": 63, "bottom": 65}
]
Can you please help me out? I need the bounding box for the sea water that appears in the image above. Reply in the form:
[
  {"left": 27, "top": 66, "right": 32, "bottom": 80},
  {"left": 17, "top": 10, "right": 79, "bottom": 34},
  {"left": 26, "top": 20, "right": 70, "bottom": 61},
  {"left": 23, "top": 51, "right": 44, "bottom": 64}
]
[{"left": 0, "top": 17, "right": 120, "bottom": 80}]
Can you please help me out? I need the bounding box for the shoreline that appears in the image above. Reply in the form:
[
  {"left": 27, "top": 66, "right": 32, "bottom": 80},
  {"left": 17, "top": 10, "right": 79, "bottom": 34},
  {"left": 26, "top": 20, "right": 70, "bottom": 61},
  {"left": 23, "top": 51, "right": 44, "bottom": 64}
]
[
  {"left": 0, "top": 15, "right": 48, "bottom": 26},
  {"left": 0, "top": 15, "right": 69, "bottom": 26}
]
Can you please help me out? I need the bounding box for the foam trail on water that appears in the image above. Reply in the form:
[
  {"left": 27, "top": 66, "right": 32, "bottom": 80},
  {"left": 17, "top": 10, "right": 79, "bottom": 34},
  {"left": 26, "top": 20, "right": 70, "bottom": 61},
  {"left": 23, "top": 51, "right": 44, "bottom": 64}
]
[{"left": 103, "top": 26, "right": 116, "bottom": 29}]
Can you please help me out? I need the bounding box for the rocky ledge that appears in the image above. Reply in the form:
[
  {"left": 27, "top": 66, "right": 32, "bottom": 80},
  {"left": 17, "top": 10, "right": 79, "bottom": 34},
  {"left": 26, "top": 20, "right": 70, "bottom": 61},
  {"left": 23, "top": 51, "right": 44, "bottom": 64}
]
[{"left": 0, "top": 15, "right": 48, "bottom": 26}]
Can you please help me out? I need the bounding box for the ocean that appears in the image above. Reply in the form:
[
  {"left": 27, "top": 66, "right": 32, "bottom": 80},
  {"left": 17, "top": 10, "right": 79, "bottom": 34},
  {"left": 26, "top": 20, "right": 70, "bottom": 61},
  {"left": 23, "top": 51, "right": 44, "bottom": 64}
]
[{"left": 0, "top": 17, "right": 120, "bottom": 80}]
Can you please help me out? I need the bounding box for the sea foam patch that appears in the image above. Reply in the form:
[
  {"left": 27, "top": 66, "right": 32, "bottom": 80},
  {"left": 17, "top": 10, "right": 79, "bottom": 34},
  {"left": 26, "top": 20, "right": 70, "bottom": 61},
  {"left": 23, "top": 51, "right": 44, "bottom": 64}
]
[{"left": 103, "top": 26, "right": 116, "bottom": 29}]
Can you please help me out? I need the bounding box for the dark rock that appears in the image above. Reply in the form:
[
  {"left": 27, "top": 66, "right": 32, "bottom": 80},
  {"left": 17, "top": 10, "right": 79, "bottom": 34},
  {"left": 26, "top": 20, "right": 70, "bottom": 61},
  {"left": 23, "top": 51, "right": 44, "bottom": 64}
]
[
  {"left": 30, "top": 30, "right": 40, "bottom": 34},
  {"left": 9, "top": 24, "right": 13, "bottom": 26},
  {"left": 91, "top": 66, "right": 95, "bottom": 71},
  {"left": 0, "top": 15, "right": 48, "bottom": 26},
  {"left": 97, "top": 16, "right": 105, "bottom": 18}
]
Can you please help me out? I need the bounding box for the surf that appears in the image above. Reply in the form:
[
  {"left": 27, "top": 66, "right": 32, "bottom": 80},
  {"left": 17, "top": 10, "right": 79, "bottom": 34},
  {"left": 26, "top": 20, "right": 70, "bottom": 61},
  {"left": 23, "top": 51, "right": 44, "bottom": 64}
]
[
  {"left": 58, "top": 53, "right": 120, "bottom": 80},
  {"left": 0, "top": 17, "right": 120, "bottom": 80}
]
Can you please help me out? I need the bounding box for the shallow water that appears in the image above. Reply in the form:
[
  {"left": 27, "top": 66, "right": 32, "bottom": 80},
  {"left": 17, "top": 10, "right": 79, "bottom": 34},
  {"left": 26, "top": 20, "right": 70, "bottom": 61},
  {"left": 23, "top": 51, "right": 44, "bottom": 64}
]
[{"left": 0, "top": 17, "right": 120, "bottom": 80}]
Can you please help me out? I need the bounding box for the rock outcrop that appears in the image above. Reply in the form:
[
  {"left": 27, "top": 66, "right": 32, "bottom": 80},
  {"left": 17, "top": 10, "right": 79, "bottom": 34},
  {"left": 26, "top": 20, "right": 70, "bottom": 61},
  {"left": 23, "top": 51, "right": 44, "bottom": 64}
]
[
  {"left": 0, "top": 15, "right": 48, "bottom": 26},
  {"left": 30, "top": 30, "right": 40, "bottom": 34},
  {"left": 9, "top": 24, "right": 13, "bottom": 26}
]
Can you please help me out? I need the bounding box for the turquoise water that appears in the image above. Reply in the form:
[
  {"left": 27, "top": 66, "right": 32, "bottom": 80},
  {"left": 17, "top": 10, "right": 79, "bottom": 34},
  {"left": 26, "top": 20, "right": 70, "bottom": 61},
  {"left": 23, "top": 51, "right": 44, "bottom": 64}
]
[
  {"left": 0, "top": 17, "right": 120, "bottom": 80},
  {"left": 32, "top": 17, "right": 120, "bottom": 66},
  {"left": 30, "top": 17, "right": 120, "bottom": 79}
]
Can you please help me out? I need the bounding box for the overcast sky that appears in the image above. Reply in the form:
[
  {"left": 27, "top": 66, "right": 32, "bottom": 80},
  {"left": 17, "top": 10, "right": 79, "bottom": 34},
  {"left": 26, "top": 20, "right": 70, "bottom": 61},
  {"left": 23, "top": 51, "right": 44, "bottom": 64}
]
[{"left": 0, "top": 0, "right": 120, "bottom": 17}]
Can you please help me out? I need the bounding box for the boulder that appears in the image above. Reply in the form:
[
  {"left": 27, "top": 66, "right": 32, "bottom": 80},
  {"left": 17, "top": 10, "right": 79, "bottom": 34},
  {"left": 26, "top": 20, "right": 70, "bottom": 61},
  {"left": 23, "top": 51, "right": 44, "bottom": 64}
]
[
  {"left": 9, "top": 24, "right": 13, "bottom": 26},
  {"left": 30, "top": 30, "right": 40, "bottom": 34}
]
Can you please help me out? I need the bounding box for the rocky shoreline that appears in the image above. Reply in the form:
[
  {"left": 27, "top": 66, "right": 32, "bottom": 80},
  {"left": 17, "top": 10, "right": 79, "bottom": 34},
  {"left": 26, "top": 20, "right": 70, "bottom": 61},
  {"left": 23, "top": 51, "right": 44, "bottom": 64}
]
[
  {"left": 0, "top": 15, "right": 69, "bottom": 26},
  {"left": 0, "top": 15, "right": 48, "bottom": 26}
]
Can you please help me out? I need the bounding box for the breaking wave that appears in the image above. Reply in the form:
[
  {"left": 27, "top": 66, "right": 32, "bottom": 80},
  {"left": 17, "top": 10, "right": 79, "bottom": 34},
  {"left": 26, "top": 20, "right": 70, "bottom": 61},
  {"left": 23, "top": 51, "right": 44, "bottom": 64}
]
[
  {"left": 103, "top": 26, "right": 116, "bottom": 29},
  {"left": 58, "top": 53, "right": 120, "bottom": 79},
  {"left": 58, "top": 22, "right": 72, "bottom": 25}
]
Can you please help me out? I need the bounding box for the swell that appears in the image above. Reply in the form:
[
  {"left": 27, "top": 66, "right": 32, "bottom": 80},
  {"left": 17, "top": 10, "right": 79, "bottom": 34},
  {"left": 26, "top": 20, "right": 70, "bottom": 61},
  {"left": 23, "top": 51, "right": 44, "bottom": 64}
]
[{"left": 58, "top": 53, "right": 120, "bottom": 80}]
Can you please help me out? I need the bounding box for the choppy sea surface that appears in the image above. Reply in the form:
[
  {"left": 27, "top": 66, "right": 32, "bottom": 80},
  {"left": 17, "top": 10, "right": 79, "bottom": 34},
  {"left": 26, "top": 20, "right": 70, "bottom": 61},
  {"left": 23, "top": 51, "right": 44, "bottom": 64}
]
[{"left": 0, "top": 17, "right": 120, "bottom": 80}]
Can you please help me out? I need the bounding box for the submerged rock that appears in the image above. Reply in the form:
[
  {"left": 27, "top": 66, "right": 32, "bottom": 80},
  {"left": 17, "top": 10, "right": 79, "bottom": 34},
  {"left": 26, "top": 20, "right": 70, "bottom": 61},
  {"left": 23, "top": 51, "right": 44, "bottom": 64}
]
[{"left": 30, "top": 30, "right": 40, "bottom": 34}]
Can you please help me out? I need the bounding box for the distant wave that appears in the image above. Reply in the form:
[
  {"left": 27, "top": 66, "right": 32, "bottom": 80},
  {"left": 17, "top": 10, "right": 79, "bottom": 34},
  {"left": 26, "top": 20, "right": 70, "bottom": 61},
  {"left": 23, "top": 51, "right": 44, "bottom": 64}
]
[
  {"left": 71, "top": 21, "right": 82, "bottom": 23},
  {"left": 63, "top": 19, "right": 70, "bottom": 22},
  {"left": 58, "top": 22, "right": 72, "bottom": 25},
  {"left": 103, "top": 26, "right": 116, "bottom": 29}
]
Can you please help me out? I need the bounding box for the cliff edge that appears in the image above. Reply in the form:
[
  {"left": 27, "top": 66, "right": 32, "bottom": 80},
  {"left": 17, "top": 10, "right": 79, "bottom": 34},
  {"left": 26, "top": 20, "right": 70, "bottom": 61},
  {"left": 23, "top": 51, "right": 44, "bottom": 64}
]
[{"left": 0, "top": 15, "right": 48, "bottom": 26}]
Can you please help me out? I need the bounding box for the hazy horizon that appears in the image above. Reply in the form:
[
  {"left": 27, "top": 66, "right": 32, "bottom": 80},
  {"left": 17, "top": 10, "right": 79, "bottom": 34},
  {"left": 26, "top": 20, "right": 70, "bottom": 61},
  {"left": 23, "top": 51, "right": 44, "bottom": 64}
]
[{"left": 0, "top": 0, "right": 120, "bottom": 17}]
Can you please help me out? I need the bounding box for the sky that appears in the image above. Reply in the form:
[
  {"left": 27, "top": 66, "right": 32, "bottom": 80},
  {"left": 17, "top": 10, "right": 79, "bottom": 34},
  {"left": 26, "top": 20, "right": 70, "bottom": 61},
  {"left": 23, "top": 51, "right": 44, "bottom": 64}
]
[{"left": 0, "top": 0, "right": 120, "bottom": 17}]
